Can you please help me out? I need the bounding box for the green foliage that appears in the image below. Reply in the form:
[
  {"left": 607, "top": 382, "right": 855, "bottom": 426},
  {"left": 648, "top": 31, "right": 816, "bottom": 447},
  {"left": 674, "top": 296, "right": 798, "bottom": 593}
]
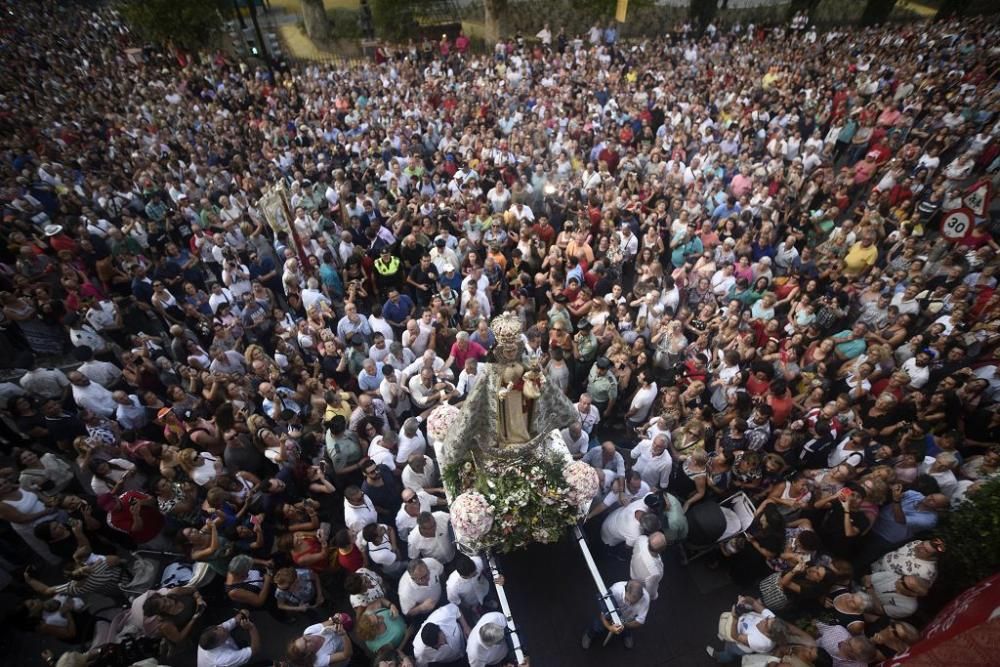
[
  {"left": 860, "top": 0, "right": 898, "bottom": 25},
  {"left": 328, "top": 8, "right": 363, "bottom": 39},
  {"left": 119, "top": 0, "right": 227, "bottom": 50},
  {"left": 371, "top": 0, "right": 416, "bottom": 41},
  {"left": 938, "top": 477, "right": 1000, "bottom": 597},
  {"left": 445, "top": 448, "right": 579, "bottom": 553}
]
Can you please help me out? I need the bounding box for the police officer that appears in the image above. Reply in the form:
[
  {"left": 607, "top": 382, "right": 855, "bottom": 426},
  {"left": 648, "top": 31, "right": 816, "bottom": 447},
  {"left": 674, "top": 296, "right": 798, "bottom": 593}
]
[{"left": 587, "top": 357, "right": 619, "bottom": 421}]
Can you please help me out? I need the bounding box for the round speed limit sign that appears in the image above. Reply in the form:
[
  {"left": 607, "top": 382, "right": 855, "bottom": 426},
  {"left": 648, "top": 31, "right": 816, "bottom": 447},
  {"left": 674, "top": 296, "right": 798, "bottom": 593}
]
[{"left": 940, "top": 208, "right": 974, "bottom": 241}]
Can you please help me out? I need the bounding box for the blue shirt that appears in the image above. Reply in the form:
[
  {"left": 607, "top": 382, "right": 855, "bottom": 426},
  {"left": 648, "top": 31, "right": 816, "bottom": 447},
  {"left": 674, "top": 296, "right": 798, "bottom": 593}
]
[
  {"left": 833, "top": 330, "right": 867, "bottom": 360},
  {"left": 872, "top": 490, "right": 938, "bottom": 544},
  {"left": 382, "top": 295, "right": 414, "bottom": 325},
  {"left": 358, "top": 363, "right": 385, "bottom": 392}
]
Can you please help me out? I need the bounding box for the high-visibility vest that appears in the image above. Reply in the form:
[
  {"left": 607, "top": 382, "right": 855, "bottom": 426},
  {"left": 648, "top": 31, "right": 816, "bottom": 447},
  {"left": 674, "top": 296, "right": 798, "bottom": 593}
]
[{"left": 374, "top": 256, "right": 400, "bottom": 276}]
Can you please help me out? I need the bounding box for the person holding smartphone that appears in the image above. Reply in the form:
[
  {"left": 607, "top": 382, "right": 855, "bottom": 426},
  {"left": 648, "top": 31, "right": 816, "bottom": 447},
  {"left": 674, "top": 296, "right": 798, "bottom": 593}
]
[
  {"left": 197, "top": 609, "right": 261, "bottom": 667},
  {"left": 287, "top": 614, "right": 353, "bottom": 666}
]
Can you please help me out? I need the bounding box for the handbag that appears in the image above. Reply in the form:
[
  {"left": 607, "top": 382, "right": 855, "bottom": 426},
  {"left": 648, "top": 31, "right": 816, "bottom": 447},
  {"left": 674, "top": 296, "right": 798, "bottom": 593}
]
[{"left": 717, "top": 611, "right": 738, "bottom": 642}]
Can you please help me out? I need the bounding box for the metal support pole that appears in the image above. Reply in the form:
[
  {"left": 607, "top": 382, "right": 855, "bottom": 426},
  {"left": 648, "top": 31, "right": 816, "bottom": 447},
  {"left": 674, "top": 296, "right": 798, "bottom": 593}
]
[
  {"left": 486, "top": 552, "right": 527, "bottom": 665},
  {"left": 572, "top": 525, "right": 622, "bottom": 643}
]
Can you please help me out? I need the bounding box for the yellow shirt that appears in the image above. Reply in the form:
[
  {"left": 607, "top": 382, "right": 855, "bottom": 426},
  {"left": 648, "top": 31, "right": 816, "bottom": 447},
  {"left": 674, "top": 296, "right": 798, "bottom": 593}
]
[
  {"left": 843, "top": 242, "right": 878, "bottom": 276},
  {"left": 324, "top": 392, "right": 353, "bottom": 422}
]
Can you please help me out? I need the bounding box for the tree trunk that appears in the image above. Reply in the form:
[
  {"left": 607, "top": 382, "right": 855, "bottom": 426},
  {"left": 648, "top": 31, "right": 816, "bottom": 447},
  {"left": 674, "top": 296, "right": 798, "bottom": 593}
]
[
  {"left": 301, "top": 0, "right": 332, "bottom": 44},
  {"left": 232, "top": 0, "right": 247, "bottom": 30},
  {"left": 483, "top": 0, "right": 505, "bottom": 46},
  {"left": 246, "top": 0, "right": 271, "bottom": 66}
]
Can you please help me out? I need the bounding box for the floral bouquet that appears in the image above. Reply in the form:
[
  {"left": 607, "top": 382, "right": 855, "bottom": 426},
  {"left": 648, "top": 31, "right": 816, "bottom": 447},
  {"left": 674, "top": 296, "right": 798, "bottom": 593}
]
[
  {"left": 426, "top": 404, "right": 461, "bottom": 443},
  {"left": 450, "top": 491, "right": 494, "bottom": 543},
  {"left": 445, "top": 447, "right": 584, "bottom": 552},
  {"left": 562, "top": 460, "right": 601, "bottom": 510}
]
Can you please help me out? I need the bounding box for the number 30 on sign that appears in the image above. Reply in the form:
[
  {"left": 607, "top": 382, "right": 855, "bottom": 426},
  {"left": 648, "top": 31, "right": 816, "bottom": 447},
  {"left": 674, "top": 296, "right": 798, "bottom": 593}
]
[{"left": 940, "top": 208, "right": 974, "bottom": 241}]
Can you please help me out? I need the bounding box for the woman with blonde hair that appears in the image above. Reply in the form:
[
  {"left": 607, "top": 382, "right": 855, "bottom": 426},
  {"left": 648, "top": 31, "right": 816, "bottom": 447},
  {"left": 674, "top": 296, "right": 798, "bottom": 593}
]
[
  {"left": 670, "top": 415, "right": 707, "bottom": 461},
  {"left": 355, "top": 598, "right": 408, "bottom": 654},
  {"left": 244, "top": 344, "right": 279, "bottom": 372},
  {"left": 177, "top": 448, "right": 222, "bottom": 487}
]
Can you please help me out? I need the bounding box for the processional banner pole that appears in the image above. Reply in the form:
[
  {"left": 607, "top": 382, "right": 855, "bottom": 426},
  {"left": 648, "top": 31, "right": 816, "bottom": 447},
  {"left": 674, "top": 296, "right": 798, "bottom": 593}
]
[
  {"left": 572, "top": 525, "right": 622, "bottom": 646},
  {"left": 486, "top": 552, "right": 527, "bottom": 665}
]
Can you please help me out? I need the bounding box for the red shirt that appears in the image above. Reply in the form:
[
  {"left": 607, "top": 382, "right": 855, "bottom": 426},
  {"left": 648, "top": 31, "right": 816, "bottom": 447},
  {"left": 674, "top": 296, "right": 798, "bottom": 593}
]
[
  {"left": 450, "top": 340, "right": 486, "bottom": 370},
  {"left": 105, "top": 491, "right": 164, "bottom": 544},
  {"left": 767, "top": 393, "right": 795, "bottom": 428},
  {"left": 531, "top": 223, "right": 556, "bottom": 245},
  {"left": 336, "top": 545, "right": 364, "bottom": 573}
]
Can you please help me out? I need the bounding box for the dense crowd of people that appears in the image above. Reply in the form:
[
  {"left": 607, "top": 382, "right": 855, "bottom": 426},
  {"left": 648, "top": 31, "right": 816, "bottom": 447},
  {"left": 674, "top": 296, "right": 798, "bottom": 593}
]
[{"left": 1, "top": 0, "right": 999, "bottom": 665}]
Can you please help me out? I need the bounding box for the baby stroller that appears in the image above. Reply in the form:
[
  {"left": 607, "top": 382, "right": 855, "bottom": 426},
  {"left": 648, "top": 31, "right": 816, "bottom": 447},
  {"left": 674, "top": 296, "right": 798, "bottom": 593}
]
[
  {"left": 119, "top": 549, "right": 215, "bottom": 599},
  {"left": 681, "top": 492, "right": 756, "bottom": 564}
]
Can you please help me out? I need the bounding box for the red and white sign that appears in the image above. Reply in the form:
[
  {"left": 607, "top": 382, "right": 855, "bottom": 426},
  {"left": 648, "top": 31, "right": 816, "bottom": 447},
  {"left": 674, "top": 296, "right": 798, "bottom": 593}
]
[
  {"left": 962, "top": 179, "right": 993, "bottom": 217},
  {"left": 885, "top": 572, "right": 1000, "bottom": 666},
  {"left": 940, "top": 208, "right": 974, "bottom": 241}
]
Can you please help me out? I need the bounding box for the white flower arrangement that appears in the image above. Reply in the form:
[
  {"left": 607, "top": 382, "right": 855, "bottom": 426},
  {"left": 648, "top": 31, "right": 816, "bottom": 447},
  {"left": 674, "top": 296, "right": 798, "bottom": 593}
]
[
  {"left": 451, "top": 491, "right": 494, "bottom": 542},
  {"left": 426, "top": 403, "right": 462, "bottom": 443},
  {"left": 563, "top": 460, "right": 601, "bottom": 508}
]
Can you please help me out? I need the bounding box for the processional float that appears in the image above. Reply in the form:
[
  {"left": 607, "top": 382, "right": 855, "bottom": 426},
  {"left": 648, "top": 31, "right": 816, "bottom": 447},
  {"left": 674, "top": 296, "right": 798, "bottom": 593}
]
[{"left": 428, "top": 313, "right": 623, "bottom": 663}]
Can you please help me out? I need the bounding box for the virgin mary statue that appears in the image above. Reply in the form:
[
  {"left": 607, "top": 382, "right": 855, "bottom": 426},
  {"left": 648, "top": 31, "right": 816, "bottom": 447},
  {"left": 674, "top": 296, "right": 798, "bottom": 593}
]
[
  {"left": 434, "top": 313, "right": 579, "bottom": 466},
  {"left": 492, "top": 314, "right": 548, "bottom": 446}
]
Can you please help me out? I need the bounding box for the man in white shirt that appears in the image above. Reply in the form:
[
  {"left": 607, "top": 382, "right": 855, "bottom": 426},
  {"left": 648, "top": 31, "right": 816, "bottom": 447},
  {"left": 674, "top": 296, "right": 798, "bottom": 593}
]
[
  {"left": 113, "top": 391, "right": 149, "bottom": 432},
  {"left": 398, "top": 557, "right": 444, "bottom": 618},
  {"left": 626, "top": 370, "right": 658, "bottom": 431},
  {"left": 402, "top": 454, "right": 442, "bottom": 495},
  {"left": 600, "top": 493, "right": 659, "bottom": 548},
  {"left": 196, "top": 613, "right": 259, "bottom": 667},
  {"left": 467, "top": 611, "right": 509, "bottom": 667},
  {"left": 446, "top": 553, "right": 490, "bottom": 610},
  {"left": 455, "top": 357, "right": 482, "bottom": 400},
  {"left": 562, "top": 422, "right": 589, "bottom": 459},
  {"left": 630, "top": 532, "right": 667, "bottom": 601},
  {"left": 581, "top": 579, "right": 650, "bottom": 650},
  {"left": 208, "top": 283, "right": 239, "bottom": 316},
  {"left": 588, "top": 469, "right": 651, "bottom": 521},
  {"left": 19, "top": 366, "right": 70, "bottom": 399},
  {"left": 301, "top": 277, "right": 331, "bottom": 313},
  {"left": 67, "top": 371, "right": 116, "bottom": 418},
  {"left": 68, "top": 318, "right": 110, "bottom": 354},
  {"left": 379, "top": 366, "right": 412, "bottom": 423},
  {"left": 367, "top": 431, "right": 398, "bottom": 470},
  {"left": 397, "top": 418, "right": 428, "bottom": 465},
  {"left": 360, "top": 523, "right": 406, "bottom": 576},
  {"left": 395, "top": 488, "right": 439, "bottom": 542},
  {"left": 76, "top": 355, "right": 122, "bottom": 389},
  {"left": 343, "top": 486, "right": 378, "bottom": 533},
  {"left": 865, "top": 572, "right": 928, "bottom": 619},
  {"left": 631, "top": 434, "right": 673, "bottom": 490},
  {"left": 400, "top": 350, "right": 454, "bottom": 386},
  {"left": 413, "top": 603, "right": 469, "bottom": 667},
  {"left": 407, "top": 511, "right": 456, "bottom": 564},
  {"left": 575, "top": 393, "right": 601, "bottom": 442}
]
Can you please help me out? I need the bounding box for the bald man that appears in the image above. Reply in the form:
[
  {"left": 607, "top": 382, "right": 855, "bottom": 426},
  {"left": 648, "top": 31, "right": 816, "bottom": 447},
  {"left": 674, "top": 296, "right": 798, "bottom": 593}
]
[{"left": 630, "top": 531, "right": 667, "bottom": 601}]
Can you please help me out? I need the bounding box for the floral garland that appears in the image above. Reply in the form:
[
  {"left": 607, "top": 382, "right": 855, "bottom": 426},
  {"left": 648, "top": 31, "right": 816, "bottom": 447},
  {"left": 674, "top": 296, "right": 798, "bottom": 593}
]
[
  {"left": 563, "top": 460, "right": 601, "bottom": 510},
  {"left": 445, "top": 449, "right": 587, "bottom": 552},
  {"left": 426, "top": 403, "right": 461, "bottom": 443},
  {"left": 450, "top": 491, "right": 494, "bottom": 542}
]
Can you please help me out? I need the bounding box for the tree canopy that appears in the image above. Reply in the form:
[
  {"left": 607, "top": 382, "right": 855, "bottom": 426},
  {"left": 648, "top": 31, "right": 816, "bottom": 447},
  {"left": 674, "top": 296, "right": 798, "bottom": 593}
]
[{"left": 118, "top": 0, "right": 227, "bottom": 51}]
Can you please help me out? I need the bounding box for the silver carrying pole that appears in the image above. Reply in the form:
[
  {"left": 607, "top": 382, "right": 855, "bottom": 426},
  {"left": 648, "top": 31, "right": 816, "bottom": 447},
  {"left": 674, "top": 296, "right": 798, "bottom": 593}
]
[
  {"left": 572, "top": 525, "right": 622, "bottom": 645},
  {"left": 486, "top": 552, "right": 527, "bottom": 665}
]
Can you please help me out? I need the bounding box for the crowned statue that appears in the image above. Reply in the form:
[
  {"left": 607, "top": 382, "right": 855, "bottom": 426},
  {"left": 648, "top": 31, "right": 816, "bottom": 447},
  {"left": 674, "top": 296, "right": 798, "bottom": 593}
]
[
  {"left": 430, "top": 311, "right": 580, "bottom": 466},
  {"left": 491, "top": 313, "right": 545, "bottom": 445},
  {"left": 429, "top": 312, "right": 600, "bottom": 552}
]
